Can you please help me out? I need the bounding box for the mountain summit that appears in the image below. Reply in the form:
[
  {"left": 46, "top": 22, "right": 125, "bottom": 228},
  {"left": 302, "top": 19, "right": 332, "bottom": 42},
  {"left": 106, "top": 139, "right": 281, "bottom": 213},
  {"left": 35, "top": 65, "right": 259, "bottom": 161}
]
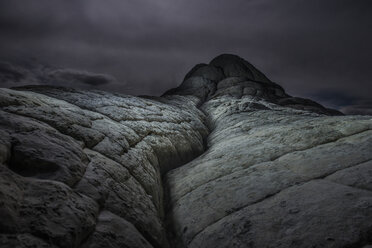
[
  {"left": 166, "top": 54, "right": 341, "bottom": 115},
  {"left": 0, "top": 55, "right": 371, "bottom": 248}
]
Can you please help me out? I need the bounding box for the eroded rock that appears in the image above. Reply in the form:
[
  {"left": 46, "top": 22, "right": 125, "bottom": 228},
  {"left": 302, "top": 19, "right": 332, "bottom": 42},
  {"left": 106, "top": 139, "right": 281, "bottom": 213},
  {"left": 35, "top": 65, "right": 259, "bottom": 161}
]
[
  {"left": 0, "top": 86, "right": 208, "bottom": 247},
  {"left": 0, "top": 54, "right": 371, "bottom": 248}
]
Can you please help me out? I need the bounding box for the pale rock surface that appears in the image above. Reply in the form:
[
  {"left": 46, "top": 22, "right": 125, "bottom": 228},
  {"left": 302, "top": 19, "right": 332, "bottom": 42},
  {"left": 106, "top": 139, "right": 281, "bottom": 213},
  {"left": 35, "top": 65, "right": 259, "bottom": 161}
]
[
  {"left": 0, "top": 54, "right": 371, "bottom": 247},
  {"left": 0, "top": 86, "right": 208, "bottom": 248},
  {"left": 164, "top": 54, "right": 372, "bottom": 247}
]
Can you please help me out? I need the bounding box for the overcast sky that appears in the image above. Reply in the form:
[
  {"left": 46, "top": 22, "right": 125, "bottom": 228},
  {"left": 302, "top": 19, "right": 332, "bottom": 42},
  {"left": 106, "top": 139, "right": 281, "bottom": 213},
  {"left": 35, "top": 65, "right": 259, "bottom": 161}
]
[{"left": 0, "top": 0, "right": 371, "bottom": 113}]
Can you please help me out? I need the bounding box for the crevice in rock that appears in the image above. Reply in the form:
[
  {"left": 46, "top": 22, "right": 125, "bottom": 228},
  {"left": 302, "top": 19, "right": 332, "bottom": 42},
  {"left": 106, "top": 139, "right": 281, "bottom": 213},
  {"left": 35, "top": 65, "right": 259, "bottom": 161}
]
[
  {"left": 162, "top": 102, "right": 212, "bottom": 248},
  {"left": 1, "top": 109, "right": 169, "bottom": 248},
  {"left": 1, "top": 90, "right": 213, "bottom": 247},
  {"left": 162, "top": 139, "right": 211, "bottom": 247}
]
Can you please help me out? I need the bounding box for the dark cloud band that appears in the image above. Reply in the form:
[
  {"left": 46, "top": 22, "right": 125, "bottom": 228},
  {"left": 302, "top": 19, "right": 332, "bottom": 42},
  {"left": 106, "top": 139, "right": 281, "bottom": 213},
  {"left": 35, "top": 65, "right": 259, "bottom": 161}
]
[{"left": 0, "top": 60, "right": 117, "bottom": 89}]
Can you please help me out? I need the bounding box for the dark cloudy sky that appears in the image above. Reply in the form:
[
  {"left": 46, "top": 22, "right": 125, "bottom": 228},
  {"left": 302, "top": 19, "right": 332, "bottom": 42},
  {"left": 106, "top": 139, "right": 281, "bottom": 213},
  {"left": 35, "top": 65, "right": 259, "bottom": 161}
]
[{"left": 0, "top": 0, "right": 371, "bottom": 113}]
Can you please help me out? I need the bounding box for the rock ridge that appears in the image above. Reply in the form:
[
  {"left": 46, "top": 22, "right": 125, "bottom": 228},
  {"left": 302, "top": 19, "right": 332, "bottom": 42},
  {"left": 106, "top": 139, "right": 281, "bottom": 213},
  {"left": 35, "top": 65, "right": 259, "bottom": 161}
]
[
  {"left": 0, "top": 54, "right": 371, "bottom": 248},
  {"left": 164, "top": 54, "right": 341, "bottom": 116}
]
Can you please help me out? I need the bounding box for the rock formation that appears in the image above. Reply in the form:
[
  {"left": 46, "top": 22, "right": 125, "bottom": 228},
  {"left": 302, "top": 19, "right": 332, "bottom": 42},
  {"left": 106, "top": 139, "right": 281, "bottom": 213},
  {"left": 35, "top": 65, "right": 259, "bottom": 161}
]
[{"left": 0, "top": 54, "right": 371, "bottom": 248}]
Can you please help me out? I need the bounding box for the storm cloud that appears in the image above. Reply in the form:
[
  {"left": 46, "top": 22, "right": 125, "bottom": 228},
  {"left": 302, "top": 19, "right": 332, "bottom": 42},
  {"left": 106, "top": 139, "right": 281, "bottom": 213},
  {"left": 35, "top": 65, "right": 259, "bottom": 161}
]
[
  {"left": 0, "top": 0, "right": 371, "bottom": 113},
  {"left": 0, "top": 59, "right": 117, "bottom": 89}
]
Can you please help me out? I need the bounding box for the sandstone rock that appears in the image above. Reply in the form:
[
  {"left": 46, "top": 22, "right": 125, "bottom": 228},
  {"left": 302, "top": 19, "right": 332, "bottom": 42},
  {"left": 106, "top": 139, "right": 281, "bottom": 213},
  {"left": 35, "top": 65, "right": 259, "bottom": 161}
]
[
  {"left": 81, "top": 211, "right": 153, "bottom": 248},
  {"left": 0, "top": 86, "right": 208, "bottom": 247},
  {"left": 0, "top": 54, "right": 371, "bottom": 248},
  {"left": 326, "top": 160, "right": 372, "bottom": 191},
  {"left": 0, "top": 234, "right": 58, "bottom": 248},
  {"left": 163, "top": 54, "right": 371, "bottom": 247},
  {"left": 189, "top": 180, "right": 372, "bottom": 248},
  {"left": 0, "top": 164, "right": 99, "bottom": 248}
]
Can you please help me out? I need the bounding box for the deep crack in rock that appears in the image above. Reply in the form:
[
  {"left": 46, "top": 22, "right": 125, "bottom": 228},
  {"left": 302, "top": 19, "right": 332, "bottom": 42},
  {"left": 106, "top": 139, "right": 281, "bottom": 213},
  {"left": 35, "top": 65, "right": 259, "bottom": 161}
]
[{"left": 1, "top": 54, "right": 372, "bottom": 248}]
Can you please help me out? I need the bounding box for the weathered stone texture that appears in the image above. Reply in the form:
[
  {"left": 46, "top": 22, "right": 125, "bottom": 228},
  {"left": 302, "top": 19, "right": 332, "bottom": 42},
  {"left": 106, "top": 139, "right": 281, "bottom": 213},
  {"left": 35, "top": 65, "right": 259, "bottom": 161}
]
[
  {"left": 1, "top": 54, "right": 371, "bottom": 247},
  {"left": 0, "top": 86, "right": 208, "bottom": 248}
]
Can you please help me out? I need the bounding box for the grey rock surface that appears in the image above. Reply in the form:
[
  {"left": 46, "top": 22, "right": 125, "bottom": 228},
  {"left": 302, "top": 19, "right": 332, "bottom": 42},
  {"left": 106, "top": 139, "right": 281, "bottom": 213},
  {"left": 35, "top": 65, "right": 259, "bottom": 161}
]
[
  {"left": 0, "top": 86, "right": 208, "bottom": 248},
  {"left": 0, "top": 54, "right": 371, "bottom": 247}
]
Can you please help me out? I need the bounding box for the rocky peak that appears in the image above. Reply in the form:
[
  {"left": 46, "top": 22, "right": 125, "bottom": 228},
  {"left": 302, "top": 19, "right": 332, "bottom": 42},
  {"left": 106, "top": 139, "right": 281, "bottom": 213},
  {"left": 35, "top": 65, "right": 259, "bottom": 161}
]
[
  {"left": 0, "top": 54, "right": 371, "bottom": 248},
  {"left": 165, "top": 54, "right": 341, "bottom": 116}
]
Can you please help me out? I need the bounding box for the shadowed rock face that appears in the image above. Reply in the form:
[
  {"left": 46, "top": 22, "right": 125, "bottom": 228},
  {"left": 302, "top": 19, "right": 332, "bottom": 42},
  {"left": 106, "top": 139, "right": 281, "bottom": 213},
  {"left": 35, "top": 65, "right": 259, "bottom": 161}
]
[{"left": 1, "top": 54, "right": 372, "bottom": 248}]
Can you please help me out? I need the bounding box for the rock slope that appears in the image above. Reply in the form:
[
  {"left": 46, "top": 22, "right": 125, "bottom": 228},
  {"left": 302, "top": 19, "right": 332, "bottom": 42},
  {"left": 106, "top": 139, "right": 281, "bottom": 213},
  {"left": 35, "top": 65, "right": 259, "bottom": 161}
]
[
  {"left": 0, "top": 54, "right": 372, "bottom": 248},
  {"left": 0, "top": 87, "right": 208, "bottom": 248}
]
